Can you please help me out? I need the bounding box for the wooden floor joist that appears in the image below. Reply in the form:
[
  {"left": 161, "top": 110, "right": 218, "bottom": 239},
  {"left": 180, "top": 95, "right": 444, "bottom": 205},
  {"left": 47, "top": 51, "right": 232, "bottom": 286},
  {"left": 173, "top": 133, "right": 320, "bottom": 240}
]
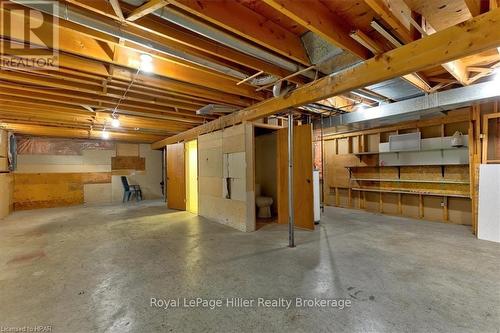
[{"left": 151, "top": 8, "right": 500, "bottom": 149}]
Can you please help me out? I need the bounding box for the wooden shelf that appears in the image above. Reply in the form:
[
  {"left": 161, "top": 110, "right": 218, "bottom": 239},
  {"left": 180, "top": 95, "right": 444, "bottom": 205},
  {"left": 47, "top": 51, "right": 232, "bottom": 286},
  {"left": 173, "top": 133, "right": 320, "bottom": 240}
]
[
  {"left": 345, "top": 163, "right": 468, "bottom": 168},
  {"left": 379, "top": 146, "right": 468, "bottom": 153},
  {"left": 353, "top": 151, "right": 379, "bottom": 156},
  {"left": 350, "top": 187, "right": 470, "bottom": 198},
  {"left": 350, "top": 178, "right": 470, "bottom": 184},
  {"left": 353, "top": 147, "right": 468, "bottom": 156}
]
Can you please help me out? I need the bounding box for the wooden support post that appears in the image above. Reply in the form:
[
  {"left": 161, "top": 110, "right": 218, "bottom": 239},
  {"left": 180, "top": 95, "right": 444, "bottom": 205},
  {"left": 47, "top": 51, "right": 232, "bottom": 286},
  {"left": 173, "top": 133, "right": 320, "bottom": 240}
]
[
  {"left": 398, "top": 193, "right": 402, "bottom": 215},
  {"left": 443, "top": 196, "right": 449, "bottom": 221},
  {"left": 419, "top": 195, "right": 424, "bottom": 219},
  {"left": 379, "top": 192, "right": 383, "bottom": 213},
  {"left": 470, "top": 105, "right": 481, "bottom": 235}
]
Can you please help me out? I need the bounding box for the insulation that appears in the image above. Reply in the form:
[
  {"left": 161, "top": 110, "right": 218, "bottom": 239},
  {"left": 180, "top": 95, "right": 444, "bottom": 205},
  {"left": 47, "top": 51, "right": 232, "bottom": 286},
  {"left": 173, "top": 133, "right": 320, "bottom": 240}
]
[{"left": 17, "top": 136, "right": 114, "bottom": 155}]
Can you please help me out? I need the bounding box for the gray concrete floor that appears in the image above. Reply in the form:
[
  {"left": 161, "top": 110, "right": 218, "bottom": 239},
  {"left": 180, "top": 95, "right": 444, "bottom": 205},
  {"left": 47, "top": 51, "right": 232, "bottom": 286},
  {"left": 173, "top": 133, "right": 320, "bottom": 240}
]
[{"left": 0, "top": 200, "right": 499, "bottom": 333}]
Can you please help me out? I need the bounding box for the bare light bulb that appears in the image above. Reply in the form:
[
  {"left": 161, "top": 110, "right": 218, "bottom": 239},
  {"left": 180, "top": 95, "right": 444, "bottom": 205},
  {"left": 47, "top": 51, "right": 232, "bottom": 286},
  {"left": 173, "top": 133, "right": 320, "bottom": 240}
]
[
  {"left": 111, "top": 118, "right": 120, "bottom": 128},
  {"left": 101, "top": 130, "right": 110, "bottom": 140},
  {"left": 140, "top": 54, "right": 153, "bottom": 73},
  {"left": 140, "top": 54, "right": 153, "bottom": 63}
]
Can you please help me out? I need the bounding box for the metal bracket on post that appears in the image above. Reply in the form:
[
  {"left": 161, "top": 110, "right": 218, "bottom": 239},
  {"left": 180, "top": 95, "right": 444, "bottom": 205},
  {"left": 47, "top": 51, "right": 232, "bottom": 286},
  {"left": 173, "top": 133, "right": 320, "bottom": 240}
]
[{"left": 288, "top": 110, "right": 295, "bottom": 248}]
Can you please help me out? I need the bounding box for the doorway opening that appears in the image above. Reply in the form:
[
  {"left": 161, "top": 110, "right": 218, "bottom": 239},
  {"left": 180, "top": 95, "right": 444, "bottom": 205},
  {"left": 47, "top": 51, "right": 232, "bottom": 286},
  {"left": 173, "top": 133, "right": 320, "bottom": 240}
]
[
  {"left": 185, "top": 139, "right": 198, "bottom": 214},
  {"left": 254, "top": 126, "right": 278, "bottom": 229}
]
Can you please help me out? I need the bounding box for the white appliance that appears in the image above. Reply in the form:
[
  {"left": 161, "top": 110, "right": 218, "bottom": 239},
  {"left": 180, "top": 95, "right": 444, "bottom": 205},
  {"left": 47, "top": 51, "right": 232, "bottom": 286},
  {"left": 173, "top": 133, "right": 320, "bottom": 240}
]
[
  {"left": 313, "top": 170, "right": 320, "bottom": 223},
  {"left": 478, "top": 164, "right": 500, "bottom": 243}
]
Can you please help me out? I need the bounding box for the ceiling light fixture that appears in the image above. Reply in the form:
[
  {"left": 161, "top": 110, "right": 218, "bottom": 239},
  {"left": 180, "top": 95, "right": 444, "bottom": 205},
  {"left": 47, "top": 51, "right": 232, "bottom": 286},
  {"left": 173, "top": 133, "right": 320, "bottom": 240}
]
[
  {"left": 111, "top": 117, "right": 120, "bottom": 128},
  {"left": 140, "top": 54, "right": 153, "bottom": 73},
  {"left": 101, "top": 129, "right": 110, "bottom": 140}
]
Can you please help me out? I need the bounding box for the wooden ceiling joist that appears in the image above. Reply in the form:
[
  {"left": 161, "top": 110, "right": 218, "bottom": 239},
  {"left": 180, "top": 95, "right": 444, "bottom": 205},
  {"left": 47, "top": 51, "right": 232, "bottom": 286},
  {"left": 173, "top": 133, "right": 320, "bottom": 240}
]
[
  {"left": 0, "top": 5, "right": 265, "bottom": 101},
  {"left": 165, "top": 0, "right": 311, "bottom": 65},
  {"left": 64, "top": 0, "right": 307, "bottom": 84},
  {"left": 262, "top": 0, "right": 371, "bottom": 59},
  {"left": 0, "top": 123, "right": 164, "bottom": 143},
  {"left": 126, "top": 0, "right": 169, "bottom": 22},
  {"left": 151, "top": 8, "right": 500, "bottom": 148},
  {"left": 365, "top": 0, "right": 470, "bottom": 86},
  {"left": 108, "top": 0, "right": 125, "bottom": 20}
]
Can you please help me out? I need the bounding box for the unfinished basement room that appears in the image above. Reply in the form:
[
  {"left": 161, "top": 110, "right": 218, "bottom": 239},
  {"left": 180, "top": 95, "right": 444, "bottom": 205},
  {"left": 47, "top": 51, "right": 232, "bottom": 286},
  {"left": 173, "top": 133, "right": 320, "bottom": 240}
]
[{"left": 1, "top": 0, "right": 500, "bottom": 332}]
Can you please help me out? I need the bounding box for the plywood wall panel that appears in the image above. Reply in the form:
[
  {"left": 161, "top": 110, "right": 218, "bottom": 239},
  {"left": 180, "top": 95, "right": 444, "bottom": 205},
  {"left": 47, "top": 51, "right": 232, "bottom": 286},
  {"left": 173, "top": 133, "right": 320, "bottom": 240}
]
[
  {"left": 382, "top": 193, "right": 399, "bottom": 215},
  {"left": 0, "top": 130, "right": 7, "bottom": 157},
  {"left": 13, "top": 172, "right": 111, "bottom": 210},
  {"left": 0, "top": 173, "right": 13, "bottom": 219},
  {"left": 449, "top": 197, "right": 472, "bottom": 226},
  {"left": 423, "top": 196, "right": 444, "bottom": 221},
  {"left": 111, "top": 156, "right": 145, "bottom": 170},
  {"left": 402, "top": 194, "right": 419, "bottom": 218}
]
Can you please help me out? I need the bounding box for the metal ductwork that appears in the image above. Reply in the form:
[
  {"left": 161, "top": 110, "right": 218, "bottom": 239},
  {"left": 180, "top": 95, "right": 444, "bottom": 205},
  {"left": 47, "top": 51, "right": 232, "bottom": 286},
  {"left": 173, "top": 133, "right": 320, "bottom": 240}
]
[
  {"left": 315, "top": 81, "right": 500, "bottom": 133},
  {"left": 272, "top": 81, "right": 294, "bottom": 97},
  {"left": 196, "top": 104, "right": 239, "bottom": 115},
  {"left": 139, "top": 2, "right": 316, "bottom": 80},
  {"left": 12, "top": 0, "right": 249, "bottom": 80}
]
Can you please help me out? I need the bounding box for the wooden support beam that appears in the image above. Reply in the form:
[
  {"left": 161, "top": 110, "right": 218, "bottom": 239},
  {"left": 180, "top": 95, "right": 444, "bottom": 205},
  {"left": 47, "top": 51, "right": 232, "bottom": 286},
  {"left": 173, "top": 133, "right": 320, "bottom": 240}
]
[
  {"left": 151, "top": 8, "right": 500, "bottom": 148},
  {"left": 0, "top": 5, "right": 265, "bottom": 101},
  {"left": 65, "top": 0, "right": 307, "bottom": 85},
  {"left": 262, "top": 0, "right": 371, "bottom": 59},
  {"left": 364, "top": 0, "right": 412, "bottom": 43},
  {"left": 108, "top": 0, "right": 125, "bottom": 20},
  {"left": 126, "top": 0, "right": 169, "bottom": 21},
  {"left": 0, "top": 123, "right": 163, "bottom": 143},
  {"left": 442, "top": 60, "right": 470, "bottom": 85},
  {"left": 365, "top": 0, "right": 468, "bottom": 86},
  {"left": 165, "top": 0, "right": 311, "bottom": 65}
]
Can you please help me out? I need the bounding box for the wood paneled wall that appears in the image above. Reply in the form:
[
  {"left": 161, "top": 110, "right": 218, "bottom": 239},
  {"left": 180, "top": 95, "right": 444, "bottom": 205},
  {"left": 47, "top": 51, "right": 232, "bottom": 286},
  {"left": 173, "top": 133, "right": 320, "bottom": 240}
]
[
  {"left": 13, "top": 172, "right": 111, "bottom": 210},
  {"left": 322, "top": 109, "right": 473, "bottom": 226}
]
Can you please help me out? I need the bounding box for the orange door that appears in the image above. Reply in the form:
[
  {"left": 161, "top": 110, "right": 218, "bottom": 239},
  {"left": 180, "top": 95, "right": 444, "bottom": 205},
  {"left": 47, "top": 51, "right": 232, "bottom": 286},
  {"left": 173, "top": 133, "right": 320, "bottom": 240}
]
[
  {"left": 277, "top": 124, "right": 314, "bottom": 230},
  {"left": 167, "top": 143, "right": 186, "bottom": 210}
]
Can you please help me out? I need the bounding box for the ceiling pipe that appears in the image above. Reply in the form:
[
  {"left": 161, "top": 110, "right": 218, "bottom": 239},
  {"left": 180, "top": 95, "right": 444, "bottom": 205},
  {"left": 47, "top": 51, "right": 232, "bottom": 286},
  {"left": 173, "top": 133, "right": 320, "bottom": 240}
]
[
  {"left": 11, "top": 0, "right": 249, "bottom": 80},
  {"left": 139, "top": 2, "right": 317, "bottom": 80}
]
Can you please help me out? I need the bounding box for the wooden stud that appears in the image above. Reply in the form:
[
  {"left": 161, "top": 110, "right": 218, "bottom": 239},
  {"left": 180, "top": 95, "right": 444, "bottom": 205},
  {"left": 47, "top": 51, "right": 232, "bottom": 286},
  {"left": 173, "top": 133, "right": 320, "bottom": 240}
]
[
  {"left": 126, "top": 0, "right": 169, "bottom": 22},
  {"left": 419, "top": 195, "right": 424, "bottom": 219},
  {"left": 263, "top": 0, "right": 371, "bottom": 59},
  {"left": 152, "top": 8, "right": 500, "bottom": 148}
]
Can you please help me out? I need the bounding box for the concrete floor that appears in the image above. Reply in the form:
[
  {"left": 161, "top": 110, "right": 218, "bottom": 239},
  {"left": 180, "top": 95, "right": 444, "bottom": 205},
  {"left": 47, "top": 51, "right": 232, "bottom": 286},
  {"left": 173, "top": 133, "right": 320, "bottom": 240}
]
[{"left": 0, "top": 200, "right": 499, "bottom": 333}]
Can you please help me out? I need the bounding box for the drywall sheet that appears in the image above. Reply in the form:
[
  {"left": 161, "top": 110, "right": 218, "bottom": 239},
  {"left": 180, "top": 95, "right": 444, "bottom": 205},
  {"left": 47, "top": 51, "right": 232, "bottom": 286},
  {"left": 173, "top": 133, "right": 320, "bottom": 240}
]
[{"left": 478, "top": 164, "right": 500, "bottom": 243}]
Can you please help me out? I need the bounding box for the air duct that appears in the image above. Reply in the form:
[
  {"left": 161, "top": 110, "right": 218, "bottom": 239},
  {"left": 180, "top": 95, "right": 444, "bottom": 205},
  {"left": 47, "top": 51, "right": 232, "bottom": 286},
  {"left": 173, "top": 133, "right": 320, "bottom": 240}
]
[
  {"left": 196, "top": 104, "right": 239, "bottom": 115},
  {"left": 315, "top": 81, "right": 500, "bottom": 133},
  {"left": 11, "top": 0, "right": 249, "bottom": 80}
]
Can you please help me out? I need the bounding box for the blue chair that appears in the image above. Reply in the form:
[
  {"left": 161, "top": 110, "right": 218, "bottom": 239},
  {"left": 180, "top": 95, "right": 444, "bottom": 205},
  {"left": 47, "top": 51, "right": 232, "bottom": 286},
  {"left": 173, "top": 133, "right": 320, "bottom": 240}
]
[{"left": 121, "top": 176, "right": 142, "bottom": 202}]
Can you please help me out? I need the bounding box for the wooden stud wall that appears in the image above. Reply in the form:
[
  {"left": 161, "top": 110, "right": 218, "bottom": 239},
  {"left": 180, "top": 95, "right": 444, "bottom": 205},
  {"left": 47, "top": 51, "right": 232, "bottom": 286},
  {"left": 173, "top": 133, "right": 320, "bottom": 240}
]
[{"left": 322, "top": 109, "right": 473, "bottom": 226}]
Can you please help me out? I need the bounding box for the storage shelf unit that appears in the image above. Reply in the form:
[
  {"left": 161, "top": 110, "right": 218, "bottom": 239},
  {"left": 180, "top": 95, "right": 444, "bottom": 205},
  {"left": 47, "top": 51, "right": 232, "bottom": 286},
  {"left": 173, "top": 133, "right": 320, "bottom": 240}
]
[
  {"left": 351, "top": 187, "right": 470, "bottom": 198},
  {"left": 323, "top": 115, "right": 473, "bottom": 225},
  {"left": 350, "top": 178, "right": 470, "bottom": 184}
]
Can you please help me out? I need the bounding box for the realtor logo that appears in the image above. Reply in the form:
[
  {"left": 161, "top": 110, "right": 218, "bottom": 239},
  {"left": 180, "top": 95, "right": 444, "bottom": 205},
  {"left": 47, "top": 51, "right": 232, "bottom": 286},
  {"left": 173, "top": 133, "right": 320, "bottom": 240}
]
[{"left": 0, "top": 0, "right": 59, "bottom": 69}]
